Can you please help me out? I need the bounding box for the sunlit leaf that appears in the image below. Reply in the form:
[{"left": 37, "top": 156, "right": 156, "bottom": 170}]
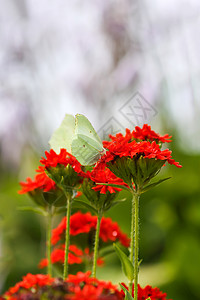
[
  {"left": 96, "top": 183, "right": 130, "bottom": 192},
  {"left": 109, "top": 198, "right": 127, "bottom": 209},
  {"left": 99, "top": 245, "right": 115, "bottom": 257},
  {"left": 72, "top": 199, "right": 98, "bottom": 215},
  {"left": 113, "top": 243, "right": 134, "bottom": 281},
  {"left": 142, "top": 177, "right": 171, "bottom": 193},
  {"left": 54, "top": 207, "right": 66, "bottom": 214},
  {"left": 138, "top": 259, "right": 143, "bottom": 266},
  {"left": 18, "top": 206, "right": 47, "bottom": 216},
  {"left": 119, "top": 283, "right": 133, "bottom": 300}
]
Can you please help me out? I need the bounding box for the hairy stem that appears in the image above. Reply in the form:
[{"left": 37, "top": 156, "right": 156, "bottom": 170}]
[
  {"left": 92, "top": 212, "right": 102, "bottom": 278},
  {"left": 47, "top": 207, "right": 52, "bottom": 276},
  {"left": 129, "top": 192, "right": 140, "bottom": 299},
  {"left": 63, "top": 193, "right": 72, "bottom": 280}
]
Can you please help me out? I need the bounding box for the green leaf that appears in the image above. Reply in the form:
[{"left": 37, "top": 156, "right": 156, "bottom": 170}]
[
  {"left": 72, "top": 199, "right": 98, "bottom": 215},
  {"left": 138, "top": 258, "right": 143, "bottom": 266},
  {"left": 119, "top": 283, "right": 133, "bottom": 300},
  {"left": 18, "top": 206, "right": 47, "bottom": 216},
  {"left": 54, "top": 207, "right": 66, "bottom": 214},
  {"left": 96, "top": 183, "right": 131, "bottom": 192},
  {"left": 113, "top": 243, "right": 134, "bottom": 281},
  {"left": 109, "top": 198, "right": 127, "bottom": 208},
  {"left": 145, "top": 298, "right": 151, "bottom": 300},
  {"left": 142, "top": 177, "right": 171, "bottom": 193},
  {"left": 99, "top": 245, "right": 115, "bottom": 257}
]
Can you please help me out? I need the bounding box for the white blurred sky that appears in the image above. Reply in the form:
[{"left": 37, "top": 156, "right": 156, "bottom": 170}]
[{"left": 0, "top": 0, "right": 200, "bottom": 167}]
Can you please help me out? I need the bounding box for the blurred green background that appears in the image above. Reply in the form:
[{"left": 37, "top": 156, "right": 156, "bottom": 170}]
[
  {"left": 1, "top": 1, "right": 200, "bottom": 299},
  {"left": 0, "top": 123, "right": 200, "bottom": 300}
]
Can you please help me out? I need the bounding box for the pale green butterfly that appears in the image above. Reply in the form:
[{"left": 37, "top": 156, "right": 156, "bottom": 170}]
[
  {"left": 49, "top": 113, "right": 105, "bottom": 166},
  {"left": 49, "top": 114, "right": 75, "bottom": 154}
]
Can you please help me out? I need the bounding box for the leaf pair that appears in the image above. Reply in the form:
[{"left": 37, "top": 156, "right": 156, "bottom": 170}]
[
  {"left": 114, "top": 243, "right": 134, "bottom": 300},
  {"left": 113, "top": 243, "right": 134, "bottom": 282},
  {"left": 114, "top": 244, "right": 146, "bottom": 300},
  {"left": 119, "top": 284, "right": 133, "bottom": 300},
  {"left": 96, "top": 176, "right": 171, "bottom": 194},
  {"left": 120, "top": 283, "right": 151, "bottom": 300}
]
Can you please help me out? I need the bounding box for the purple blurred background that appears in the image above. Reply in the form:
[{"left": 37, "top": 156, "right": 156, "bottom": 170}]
[{"left": 1, "top": 0, "right": 200, "bottom": 170}]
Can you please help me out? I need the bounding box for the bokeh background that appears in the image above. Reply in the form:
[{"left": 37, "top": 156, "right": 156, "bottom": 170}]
[{"left": 0, "top": 0, "right": 200, "bottom": 299}]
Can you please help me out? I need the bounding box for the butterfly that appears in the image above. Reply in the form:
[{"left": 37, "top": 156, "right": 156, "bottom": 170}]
[{"left": 49, "top": 114, "right": 105, "bottom": 166}]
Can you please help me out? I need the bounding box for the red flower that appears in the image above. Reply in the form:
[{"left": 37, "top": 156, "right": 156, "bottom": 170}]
[
  {"left": 132, "top": 124, "right": 172, "bottom": 143},
  {"left": 102, "top": 128, "right": 182, "bottom": 168},
  {"left": 82, "top": 248, "right": 105, "bottom": 266},
  {"left": 3, "top": 272, "right": 123, "bottom": 300},
  {"left": 100, "top": 217, "right": 130, "bottom": 247},
  {"left": 51, "top": 211, "right": 97, "bottom": 245},
  {"left": 40, "top": 148, "right": 86, "bottom": 176},
  {"left": 97, "top": 257, "right": 104, "bottom": 266},
  {"left": 66, "top": 272, "right": 123, "bottom": 300},
  {"left": 2, "top": 272, "right": 172, "bottom": 300},
  {"left": 39, "top": 245, "right": 105, "bottom": 270},
  {"left": 19, "top": 149, "right": 87, "bottom": 195},
  {"left": 39, "top": 244, "right": 83, "bottom": 268},
  {"left": 6, "top": 273, "right": 53, "bottom": 296},
  {"left": 75, "top": 191, "right": 82, "bottom": 198},
  {"left": 66, "top": 271, "right": 94, "bottom": 285},
  {"left": 18, "top": 167, "right": 55, "bottom": 194},
  {"left": 70, "top": 212, "right": 97, "bottom": 236},
  {"left": 121, "top": 283, "right": 172, "bottom": 300},
  {"left": 38, "top": 258, "right": 48, "bottom": 269},
  {"left": 42, "top": 212, "right": 129, "bottom": 271},
  {"left": 68, "top": 284, "right": 102, "bottom": 300},
  {"left": 51, "top": 212, "right": 130, "bottom": 248},
  {"left": 89, "top": 167, "right": 128, "bottom": 194}
]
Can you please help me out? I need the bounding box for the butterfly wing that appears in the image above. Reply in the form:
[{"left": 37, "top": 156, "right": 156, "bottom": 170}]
[
  {"left": 49, "top": 114, "right": 75, "bottom": 154},
  {"left": 71, "top": 114, "right": 104, "bottom": 165},
  {"left": 72, "top": 136, "right": 102, "bottom": 166},
  {"left": 74, "top": 114, "right": 103, "bottom": 150}
]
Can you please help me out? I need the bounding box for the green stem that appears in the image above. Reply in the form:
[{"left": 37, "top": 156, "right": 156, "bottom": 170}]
[
  {"left": 63, "top": 193, "right": 72, "bottom": 280},
  {"left": 129, "top": 192, "right": 140, "bottom": 299},
  {"left": 47, "top": 207, "right": 52, "bottom": 276},
  {"left": 92, "top": 212, "right": 102, "bottom": 278}
]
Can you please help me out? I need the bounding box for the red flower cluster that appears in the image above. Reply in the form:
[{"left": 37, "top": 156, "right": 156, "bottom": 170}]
[
  {"left": 2, "top": 273, "right": 172, "bottom": 300},
  {"left": 84, "top": 248, "right": 105, "bottom": 266},
  {"left": 2, "top": 272, "right": 172, "bottom": 300},
  {"left": 51, "top": 211, "right": 130, "bottom": 248},
  {"left": 18, "top": 167, "right": 55, "bottom": 194},
  {"left": 99, "top": 217, "right": 130, "bottom": 247},
  {"left": 2, "top": 272, "right": 124, "bottom": 300},
  {"left": 40, "top": 148, "right": 86, "bottom": 177},
  {"left": 4, "top": 273, "right": 53, "bottom": 297},
  {"left": 102, "top": 126, "right": 181, "bottom": 168},
  {"left": 107, "top": 125, "right": 171, "bottom": 144},
  {"left": 66, "top": 271, "right": 123, "bottom": 300},
  {"left": 39, "top": 212, "right": 129, "bottom": 270},
  {"left": 132, "top": 124, "right": 172, "bottom": 143},
  {"left": 39, "top": 245, "right": 104, "bottom": 269},
  {"left": 121, "top": 283, "right": 172, "bottom": 300},
  {"left": 39, "top": 244, "right": 83, "bottom": 268},
  {"left": 88, "top": 167, "right": 128, "bottom": 194},
  {"left": 18, "top": 149, "right": 87, "bottom": 195},
  {"left": 51, "top": 211, "right": 96, "bottom": 245}
]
